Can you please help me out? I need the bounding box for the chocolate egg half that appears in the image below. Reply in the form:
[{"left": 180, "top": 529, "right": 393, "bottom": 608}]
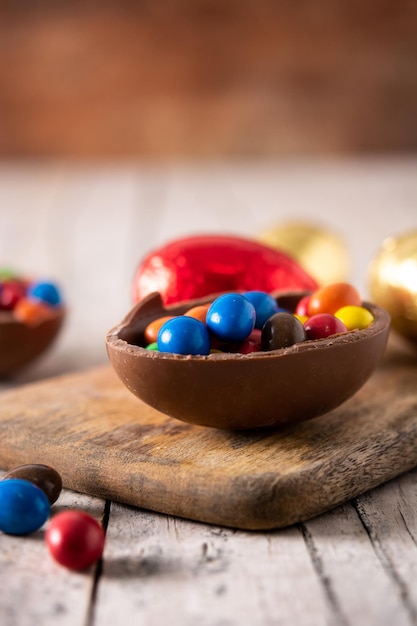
[
  {"left": 106, "top": 293, "right": 390, "bottom": 430},
  {"left": 0, "top": 309, "right": 65, "bottom": 377}
]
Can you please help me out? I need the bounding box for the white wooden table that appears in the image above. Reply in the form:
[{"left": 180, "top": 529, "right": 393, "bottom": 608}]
[{"left": 0, "top": 158, "right": 416, "bottom": 626}]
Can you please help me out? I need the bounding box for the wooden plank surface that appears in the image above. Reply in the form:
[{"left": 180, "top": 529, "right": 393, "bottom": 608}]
[
  {"left": 0, "top": 335, "right": 415, "bottom": 530},
  {"left": 0, "top": 160, "right": 416, "bottom": 625}
]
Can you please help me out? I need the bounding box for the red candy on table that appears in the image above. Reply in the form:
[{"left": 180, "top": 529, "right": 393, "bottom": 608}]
[
  {"left": 132, "top": 235, "right": 318, "bottom": 305},
  {"left": 46, "top": 510, "right": 105, "bottom": 571}
]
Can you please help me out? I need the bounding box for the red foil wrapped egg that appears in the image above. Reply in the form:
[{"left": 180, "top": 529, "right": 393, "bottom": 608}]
[{"left": 132, "top": 235, "right": 318, "bottom": 305}]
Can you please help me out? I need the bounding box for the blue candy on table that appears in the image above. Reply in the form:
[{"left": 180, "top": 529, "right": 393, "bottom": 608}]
[{"left": 0, "top": 478, "right": 51, "bottom": 535}]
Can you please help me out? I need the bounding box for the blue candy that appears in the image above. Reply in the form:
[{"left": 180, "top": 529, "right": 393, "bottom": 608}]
[
  {"left": 27, "top": 281, "right": 62, "bottom": 307},
  {"left": 158, "top": 316, "right": 211, "bottom": 355},
  {"left": 243, "top": 291, "right": 279, "bottom": 329},
  {"left": 0, "top": 478, "right": 51, "bottom": 535},
  {"left": 206, "top": 293, "right": 256, "bottom": 342}
]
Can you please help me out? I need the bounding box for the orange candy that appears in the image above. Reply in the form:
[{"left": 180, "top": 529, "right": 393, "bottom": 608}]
[
  {"left": 183, "top": 304, "right": 211, "bottom": 324},
  {"left": 144, "top": 316, "right": 174, "bottom": 344},
  {"left": 13, "top": 298, "right": 54, "bottom": 326},
  {"left": 308, "top": 283, "right": 362, "bottom": 316}
]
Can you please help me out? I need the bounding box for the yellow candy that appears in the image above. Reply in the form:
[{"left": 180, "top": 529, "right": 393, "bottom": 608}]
[
  {"left": 293, "top": 313, "right": 308, "bottom": 324},
  {"left": 334, "top": 305, "right": 374, "bottom": 331}
]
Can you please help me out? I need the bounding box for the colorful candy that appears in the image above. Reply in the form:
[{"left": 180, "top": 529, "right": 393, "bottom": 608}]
[
  {"left": 0, "top": 462, "right": 108, "bottom": 575},
  {"left": 304, "top": 314, "right": 348, "bottom": 340},
  {"left": 243, "top": 291, "right": 279, "bottom": 329},
  {"left": 295, "top": 295, "right": 310, "bottom": 318},
  {"left": 206, "top": 293, "right": 256, "bottom": 342},
  {"left": 142, "top": 283, "right": 374, "bottom": 355},
  {"left": 46, "top": 510, "right": 105, "bottom": 571},
  {"left": 13, "top": 298, "right": 57, "bottom": 326},
  {"left": 0, "top": 280, "right": 26, "bottom": 311},
  {"left": 158, "top": 316, "right": 211, "bottom": 355},
  {"left": 2, "top": 464, "right": 63, "bottom": 505},
  {"left": 27, "top": 281, "right": 62, "bottom": 307},
  {"left": 334, "top": 305, "right": 375, "bottom": 331},
  {"left": 0, "top": 269, "right": 63, "bottom": 326},
  {"left": 308, "top": 282, "right": 361, "bottom": 316},
  {"left": 0, "top": 478, "right": 51, "bottom": 535},
  {"left": 261, "top": 312, "right": 307, "bottom": 350},
  {"left": 144, "top": 316, "right": 173, "bottom": 344},
  {"left": 184, "top": 304, "right": 211, "bottom": 324}
]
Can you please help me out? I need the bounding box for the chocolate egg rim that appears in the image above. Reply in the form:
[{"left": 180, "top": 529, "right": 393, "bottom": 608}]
[{"left": 106, "top": 291, "right": 390, "bottom": 361}]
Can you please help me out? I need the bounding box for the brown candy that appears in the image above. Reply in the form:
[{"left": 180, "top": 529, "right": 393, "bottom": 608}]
[
  {"left": 261, "top": 312, "right": 307, "bottom": 350},
  {"left": 3, "top": 463, "right": 63, "bottom": 504}
]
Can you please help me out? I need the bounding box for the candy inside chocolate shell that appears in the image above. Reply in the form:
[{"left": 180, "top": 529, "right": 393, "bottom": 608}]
[{"left": 106, "top": 292, "right": 390, "bottom": 430}]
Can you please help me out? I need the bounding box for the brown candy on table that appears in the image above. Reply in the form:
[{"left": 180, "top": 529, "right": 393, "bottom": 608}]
[{"left": 3, "top": 463, "right": 63, "bottom": 504}]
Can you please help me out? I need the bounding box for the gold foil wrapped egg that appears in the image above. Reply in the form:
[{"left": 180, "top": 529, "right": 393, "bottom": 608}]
[
  {"left": 257, "top": 222, "right": 349, "bottom": 286},
  {"left": 369, "top": 230, "right": 417, "bottom": 346}
]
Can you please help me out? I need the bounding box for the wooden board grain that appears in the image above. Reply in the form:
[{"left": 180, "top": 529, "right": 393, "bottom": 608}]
[{"left": 0, "top": 339, "right": 416, "bottom": 530}]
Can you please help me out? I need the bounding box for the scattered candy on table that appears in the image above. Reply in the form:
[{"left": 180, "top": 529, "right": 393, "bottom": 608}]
[
  {"left": 45, "top": 510, "right": 106, "bottom": 571},
  {"left": 1, "top": 463, "right": 105, "bottom": 572},
  {"left": 142, "top": 282, "right": 375, "bottom": 356},
  {"left": 0, "top": 478, "right": 51, "bottom": 535},
  {"left": 3, "top": 463, "right": 63, "bottom": 505}
]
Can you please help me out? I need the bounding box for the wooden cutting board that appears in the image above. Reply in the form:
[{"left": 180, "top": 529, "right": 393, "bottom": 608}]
[{"left": 0, "top": 338, "right": 416, "bottom": 530}]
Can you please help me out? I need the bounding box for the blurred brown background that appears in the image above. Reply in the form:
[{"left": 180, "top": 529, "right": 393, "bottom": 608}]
[{"left": 0, "top": 0, "right": 416, "bottom": 159}]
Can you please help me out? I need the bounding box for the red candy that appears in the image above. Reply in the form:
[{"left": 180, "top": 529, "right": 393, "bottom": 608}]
[
  {"left": 295, "top": 295, "right": 310, "bottom": 317},
  {"left": 0, "top": 280, "right": 26, "bottom": 311},
  {"left": 132, "top": 235, "right": 318, "bottom": 305},
  {"left": 304, "top": 314, "right": 348, "bottom": 340},
  {"left": 46, "top": 510, "right": 105, "bottom": 571}
]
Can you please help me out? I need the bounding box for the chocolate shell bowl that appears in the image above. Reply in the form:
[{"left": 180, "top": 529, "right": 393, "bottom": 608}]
[
  {"left": 106, "top": 292, "right": 390, "bottom": 430},
  {"left": 0, "top": 309, "right": 65, "bottom": 378}
]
